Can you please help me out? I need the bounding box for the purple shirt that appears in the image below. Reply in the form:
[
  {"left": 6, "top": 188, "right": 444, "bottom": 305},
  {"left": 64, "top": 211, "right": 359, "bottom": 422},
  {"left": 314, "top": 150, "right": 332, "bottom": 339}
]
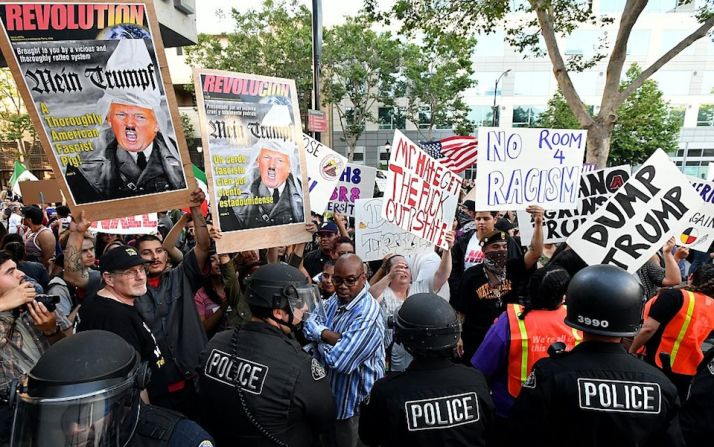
[{"left": 471, "top": 312, "right": 513, "bottom": 418}]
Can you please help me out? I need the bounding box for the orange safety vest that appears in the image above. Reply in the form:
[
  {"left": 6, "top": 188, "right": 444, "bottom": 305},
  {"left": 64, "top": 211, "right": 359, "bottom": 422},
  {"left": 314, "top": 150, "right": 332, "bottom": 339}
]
[
  {"left": 506, "top": 304, "right": 582, "bottom": 397},
  {"left": 654, "top": 289, "right": 714, "bottom": 376}
]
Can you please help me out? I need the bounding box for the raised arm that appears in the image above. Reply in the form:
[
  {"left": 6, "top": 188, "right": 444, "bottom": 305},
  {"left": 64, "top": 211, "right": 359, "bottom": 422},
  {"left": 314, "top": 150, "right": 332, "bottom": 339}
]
[
  {"left": 433, "top": 231, "right": 455, "bottom": 293},
  {"left": 162, "top": 213, "right": 189, "bottom": 264},
  {"left": 189, "top": 188, "right": 211, "bottom": 272},
  {"left": 63, "top": 211, "right": 92, "bottom": 288},
  {"left": 523, "top": 205, "right": 544, "bottom": 270}
]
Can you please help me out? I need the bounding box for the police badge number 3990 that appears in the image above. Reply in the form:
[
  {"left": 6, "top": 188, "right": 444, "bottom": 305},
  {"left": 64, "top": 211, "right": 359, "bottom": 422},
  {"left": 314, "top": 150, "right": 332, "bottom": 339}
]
[
  {"left": 204, "top": 349, "right": 269, "bottom": 395},
  {"left": 404, "top": 392, "right": 480, "bottom": 432}
]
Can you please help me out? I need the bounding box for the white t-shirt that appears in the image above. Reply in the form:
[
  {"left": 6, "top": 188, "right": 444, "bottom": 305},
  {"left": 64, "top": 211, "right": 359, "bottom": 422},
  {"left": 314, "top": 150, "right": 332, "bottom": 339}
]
[
  {"left": 8, "top": 213, "right": 22, "bottom": 234},
  {"left": 463, "top": 233, "right": 484, "bottom": 270}
]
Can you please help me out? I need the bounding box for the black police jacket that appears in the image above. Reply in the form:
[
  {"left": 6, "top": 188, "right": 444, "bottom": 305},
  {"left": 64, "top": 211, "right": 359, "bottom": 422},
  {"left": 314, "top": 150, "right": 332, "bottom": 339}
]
[
  {"left": 359, "top": 357, "right": 494, "bottom": 446},
  {"left": 508, "top": 341, "right": 685, "bottom": 447},
  {"left": 196, "top": 322, "right": 335, "bottom": 446},
  {"left": 132, "top": 403, "right": 214, "bottom": 447},
  {"left": 680, "top": 347, "right": 714, "bottom": 447}
]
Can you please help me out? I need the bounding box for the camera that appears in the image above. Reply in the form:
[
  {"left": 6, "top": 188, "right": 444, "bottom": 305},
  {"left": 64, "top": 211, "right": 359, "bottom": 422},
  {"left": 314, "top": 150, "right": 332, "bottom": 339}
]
[{"left": 19, "top": 295, "right": 60, "bottom": 313}]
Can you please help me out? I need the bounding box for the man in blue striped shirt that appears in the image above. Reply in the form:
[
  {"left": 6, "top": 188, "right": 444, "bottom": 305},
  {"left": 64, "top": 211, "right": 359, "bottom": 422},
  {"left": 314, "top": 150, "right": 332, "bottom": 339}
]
[{"left": 304, "top": 254, "right": 385, "bottom": 447}]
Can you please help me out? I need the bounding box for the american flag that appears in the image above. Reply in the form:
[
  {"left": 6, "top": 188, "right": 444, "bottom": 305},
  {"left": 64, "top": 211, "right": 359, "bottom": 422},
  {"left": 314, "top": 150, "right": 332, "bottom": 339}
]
[{"left": 420, "top": 135, "right": 478, "bottom": 173}]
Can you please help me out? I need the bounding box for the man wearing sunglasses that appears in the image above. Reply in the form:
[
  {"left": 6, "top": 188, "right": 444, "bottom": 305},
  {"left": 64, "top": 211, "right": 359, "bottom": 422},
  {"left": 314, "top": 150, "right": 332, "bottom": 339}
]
[{"left": 304, "top": 254, "right": 385, "bottom": 447}]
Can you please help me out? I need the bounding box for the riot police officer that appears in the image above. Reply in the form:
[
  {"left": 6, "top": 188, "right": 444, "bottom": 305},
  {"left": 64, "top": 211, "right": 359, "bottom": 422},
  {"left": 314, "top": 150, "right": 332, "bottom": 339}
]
[
  {"left": 5, "top": 330, "right": 214, "bottom": 447},
  {"left": 680, "top": 347, "right": 714, "bottom": 447},
  {"left": 359, "top": 292, "right": 494, "bottom": 446},
  {"left": 508, "top": 264, "right": 684, "bottom": 447},
  {"left": 196, "top": 263, "right": 335, "bottom": 446}
]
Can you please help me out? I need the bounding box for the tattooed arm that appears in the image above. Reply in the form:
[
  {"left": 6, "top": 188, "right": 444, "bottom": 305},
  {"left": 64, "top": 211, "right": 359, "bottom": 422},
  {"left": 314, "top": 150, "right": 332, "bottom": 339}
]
[
  {"left": 63, "top": 211, "right": 92, "bottom": 288},
  {"left": 189, "top": 188, "right": 211, "bottom": 272}
]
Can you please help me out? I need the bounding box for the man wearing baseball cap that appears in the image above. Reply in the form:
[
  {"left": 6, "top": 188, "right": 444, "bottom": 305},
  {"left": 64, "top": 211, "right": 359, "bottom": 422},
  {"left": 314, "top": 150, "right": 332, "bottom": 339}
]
[
  {"left": 303, "top": 221, "right": 340, "bottom": 277},
  {"left": 76, "top": 246, "right": 171, "bottom": 402}
]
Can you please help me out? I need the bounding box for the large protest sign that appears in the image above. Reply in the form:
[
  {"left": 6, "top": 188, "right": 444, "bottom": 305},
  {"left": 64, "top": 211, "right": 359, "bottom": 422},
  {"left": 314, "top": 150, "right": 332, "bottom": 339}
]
[
  {"left": 0, "top": 1, "right": 193, "bottom": 220},
  {"left": 474, "top": 127, "right": 586, "bottom": 211},
  {"left": 90, "top": 213, "right": 158, "bottom": 234},
  {"left": 326, "top": 163, "right": 376, "bottom": 217},
  {"left": 303, "top": 134, "right": 347, "bottom": 214},
  {"left": 355, "top": 198, "right": 433, "bottom": 261},
  {"left": 381, "top": 130, "right": 462, "bottom": 250},
  {"left": 568, "top": 149, "right": 701, "bottom": 273},
  {"left": 518, "top": 166, "right": 631, "bottom": 246},
  {"left": 681, "top": 177, "right": 714, "bottom": 251},
  {"left": 194, "top": 69, "right": 311, "bottom": 253}
]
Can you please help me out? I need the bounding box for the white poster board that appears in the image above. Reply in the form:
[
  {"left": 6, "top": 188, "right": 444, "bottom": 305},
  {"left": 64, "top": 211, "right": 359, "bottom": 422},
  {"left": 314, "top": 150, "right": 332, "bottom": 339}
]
[
  {"left": 518, "top": 166, "right": 631, "bottom": 246},
  {"left": 381, "top": 130, "right": 462, "bottom": 250},
  {"left": 326, "top": 163, "right": 377, "bottom": 217},
  {"left": 682, "top": 177, "right": 714, "bottom": 251},
  {"left": 355, "top": 198, "right": 434, "bottom": 262},
  {"left": 567, "top": 149, "right": 701, "bottom": 273},
  {"left": 90, "top": 213, "right": 159, "bottom": 235},
  {"left": 473, "top": 127, "right": 586, "bottom": 211},
  {"left": 303, "top": 134, "right": 347, "bottom": 214}
]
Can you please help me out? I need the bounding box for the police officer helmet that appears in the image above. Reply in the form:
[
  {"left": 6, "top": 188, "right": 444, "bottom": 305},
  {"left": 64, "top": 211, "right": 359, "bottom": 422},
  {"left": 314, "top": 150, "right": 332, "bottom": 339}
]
[
  {"left": 394, "top": 293, "right": 461, "bottom": 355},
  {"left": 9, "top": 330, "right": 150, "bottom": 446},
  {"left": 565, "top": 264, "right": 645, "bottom": 337},
  {"left": 246, "top": 263, "right": 321, "bottom": 321}
]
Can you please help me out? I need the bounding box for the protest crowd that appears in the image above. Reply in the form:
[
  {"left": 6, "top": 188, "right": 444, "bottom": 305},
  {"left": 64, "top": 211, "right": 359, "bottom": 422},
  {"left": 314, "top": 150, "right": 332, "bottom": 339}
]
[{"left": 0, "top": 167, "right": 713, "bottom": 447}]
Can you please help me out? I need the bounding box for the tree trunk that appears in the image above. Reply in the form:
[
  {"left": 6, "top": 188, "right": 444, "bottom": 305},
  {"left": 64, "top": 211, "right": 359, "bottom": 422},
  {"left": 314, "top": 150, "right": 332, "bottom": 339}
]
[{"left": 585, "top": 123, "right": 612, "bottom": 169}]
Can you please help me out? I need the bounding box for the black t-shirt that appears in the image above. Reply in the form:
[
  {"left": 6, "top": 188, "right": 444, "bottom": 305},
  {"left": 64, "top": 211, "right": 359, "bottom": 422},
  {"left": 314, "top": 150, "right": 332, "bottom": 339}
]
[
  {"left": 76, "top": 295, "right": 170, "bottom": 396},
  {"left": 452, "top": 259, "right": 529, "bottom": 358},
  {"left": 645, "top": 288, "right": 684, "bottom": 364},
  {"left": 303, "top": 248, "right": 332, "bottom": 278}
]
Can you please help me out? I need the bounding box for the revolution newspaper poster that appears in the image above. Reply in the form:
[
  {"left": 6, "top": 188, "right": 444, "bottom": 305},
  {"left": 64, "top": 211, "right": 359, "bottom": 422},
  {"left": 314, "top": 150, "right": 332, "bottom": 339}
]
[
  {"left": 194, "top": 69, "right": 311, "bottom": 253},
  {"left": 0, "top": 1, "right": 193, "bottom": 220}
]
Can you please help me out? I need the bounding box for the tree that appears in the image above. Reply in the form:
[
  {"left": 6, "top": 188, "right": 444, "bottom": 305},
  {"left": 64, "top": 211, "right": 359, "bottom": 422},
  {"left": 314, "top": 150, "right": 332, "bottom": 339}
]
[
  {"left": 321, "top": 16, "right": 402, "bottom": 160},
  {"left": 185, "top": 0, "right": 314, "bottom": 120},
  {"left": 367, "top": 0, "right": 714, "bottom": 167},
  {"left": 537, "top": 89, "right": 581, "bottom": 129},
  {"left": 0, "top": 68, "right": 35, "bottom": 160},
  {"left": 609, "top": 64, "right": 681, "bottom": 166},
  {"left": 180, "top": 113, "right": 197, "bottom": 151},
  {"left": 398, "top": 33, "right": 476, "bottom": 140}
]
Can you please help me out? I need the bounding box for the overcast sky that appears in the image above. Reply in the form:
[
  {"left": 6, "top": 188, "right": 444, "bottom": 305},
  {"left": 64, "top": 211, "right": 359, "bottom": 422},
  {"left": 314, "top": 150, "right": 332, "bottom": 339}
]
[{"left": 195, "top": 1, "right": 364, "bottom": 34}]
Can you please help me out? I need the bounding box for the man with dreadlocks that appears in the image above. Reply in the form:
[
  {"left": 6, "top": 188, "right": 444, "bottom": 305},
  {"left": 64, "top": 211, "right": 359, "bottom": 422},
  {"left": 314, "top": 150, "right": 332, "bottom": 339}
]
[
  {"left": 630, "top": 263, "right": 714, "bottom": 399},
  {"left": 472, "top": 265, "right": 581, "bottom": 424},
  {"left": 451, "top": 205, "right": 544, "bottom": 364}
]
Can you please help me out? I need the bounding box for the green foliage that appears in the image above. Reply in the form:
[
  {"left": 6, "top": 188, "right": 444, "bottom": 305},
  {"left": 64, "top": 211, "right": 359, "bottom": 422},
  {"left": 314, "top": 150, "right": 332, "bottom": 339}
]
[
  {"left": 185, "top": 0, "right": 313, "bottom": 117},
  {"left": 321, "top": 16, "right": 402, "bottom": 159},
  {"left": 180, "top": 113, "right": 197, "bottom": 151},
  {"left": 609, "top": 64, "right": 681, "bottom": 166},
  {"left": 398, "top": 33, "right": 476, "bottom": 138},
  {"left": 0, "top": 69, "right": 34, "bottom": 157},
  {"left": 537, "top": 90, "right": 582, "bottom": 129}
]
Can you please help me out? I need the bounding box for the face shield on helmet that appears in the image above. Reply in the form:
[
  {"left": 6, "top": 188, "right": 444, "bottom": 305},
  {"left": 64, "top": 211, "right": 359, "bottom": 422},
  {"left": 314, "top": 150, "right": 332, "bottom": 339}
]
[
  {"left": 10, "top": 374, "right": 140, "bottom": 447},
  {"left": 283, "top": 283, "right": 324, "bottom": 323}
]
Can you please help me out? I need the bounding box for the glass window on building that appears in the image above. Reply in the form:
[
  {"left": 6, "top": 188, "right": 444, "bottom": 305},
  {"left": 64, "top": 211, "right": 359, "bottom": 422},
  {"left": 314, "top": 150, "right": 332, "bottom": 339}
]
[
  {"left": 627, "top": 30, "right": 651, "bottom": 56},
  {"left": 377, "top": 107, "right": 407, "bottom": 130},
  {"left": 565, "top": 30, "right": 601, "bottom": 58},
  {"left": 701, "top": 72, "right": 714, "bottom": 95},
  {"left": 652, "top": 71, "right": 691, "bottom": 96},
  {"left": 697, "top": 104, "right": 714, "bottom": 126},
  {"left": 468, "top": 105, "right": 495, "bottom": 128},
  {"left": 646, "top": 0, "right": 680, "bottom": 12},
  {"left": 661, "top": 30, "right": 696, "bottom": 56},
  {"left": 473, "top": 71, "right": 505, "bottom": 96},
  {"left": 474, "top": 32, "right": 505, "bottom": 58},
  {"left": 600, "top": 0, "right": 625, "bottom": 14},
  {"left": 514, "top": 72, "right": 552, "bottom": 96},
  {"left": 571, "top": 71, "right": 600, "bottom": 97},
  {"left": 668, "top": 105, "right": 686, "bottom": 128},
  {"left": 418, "top": 105, "right": 432, "bottom": 129},
  {"left": 512, "top": 106, "right": 545, "bottom": 127}
]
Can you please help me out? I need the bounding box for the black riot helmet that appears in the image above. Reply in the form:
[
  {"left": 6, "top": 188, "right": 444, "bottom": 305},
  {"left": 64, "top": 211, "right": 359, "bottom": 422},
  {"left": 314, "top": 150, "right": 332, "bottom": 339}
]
[
  {"left": 394, "top": 293, "right": 461, "bottom": 356},
  {"left": 246, "top": 263, "right": 322, "bottom": 324},
  {"left": 10, "top": 330, "right": 150, "bottom": 447},
  {"left": 565, "top": 264, "right": 646, "bottom": 337}
]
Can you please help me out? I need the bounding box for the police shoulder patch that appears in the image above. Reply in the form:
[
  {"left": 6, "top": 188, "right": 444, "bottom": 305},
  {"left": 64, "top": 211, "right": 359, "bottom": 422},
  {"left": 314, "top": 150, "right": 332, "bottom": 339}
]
[
  {"left": 311, "top": 358, "right": 326, "bottom": 380},
  {"left": 707, "top": 357, "right": 714, "bottom": 376},
  {"left": 198, "top": 441, "right": 214, "bottom": 447},
  {"left": 522, "top": 371, "right": 536, "bottom": 389}
]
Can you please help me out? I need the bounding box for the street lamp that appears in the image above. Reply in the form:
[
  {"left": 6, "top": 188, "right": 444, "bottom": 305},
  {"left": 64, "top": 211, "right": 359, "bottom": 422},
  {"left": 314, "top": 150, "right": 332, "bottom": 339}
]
[
  {"left": 492, "top": 69, "right": 511, "bottom": 126},
  {"left": 384, "top": 141, "right": 391, "bottom": 153}
]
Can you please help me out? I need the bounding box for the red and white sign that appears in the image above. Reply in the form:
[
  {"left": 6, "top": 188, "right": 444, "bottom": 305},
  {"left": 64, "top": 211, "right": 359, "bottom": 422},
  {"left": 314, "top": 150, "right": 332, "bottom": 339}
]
[{"left": 307, "top": 109, "right": 327, "bottom": 133}]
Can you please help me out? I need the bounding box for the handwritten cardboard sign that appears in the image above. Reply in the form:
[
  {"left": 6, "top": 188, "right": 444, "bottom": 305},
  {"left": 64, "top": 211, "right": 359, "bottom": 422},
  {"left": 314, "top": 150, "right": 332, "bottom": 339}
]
[
  {"left": 681, "top": 177, "right": 714, "bottom": 252},
  {"left": 518, "top": 166, "right": 631, "bottom": 246},
  {"left": 303, "top": 134, "right": 347, "bottom": 214},
  {"left": 90, "top": 213, "right": 158, "bottom": 235},
  {"left": 355, "top": 198, "right": 433, "bottom": 262},
  {"left": 194, "top": 69, "right": 311, "bottom": 253},
  {"left": 568, "top": 149, "right": 701, "bottom": 273},
  {"left": 474, "top": 127, "right": 586, "bottom": 211},
  {"left": 326, "top": 163, "right": 376, "bottom": 217},
  {"left": 381, "top": 130, "right": 462, "bottom": 250},
  {"left": 0, "top": 1, "right": 194, "bottom": 220}
]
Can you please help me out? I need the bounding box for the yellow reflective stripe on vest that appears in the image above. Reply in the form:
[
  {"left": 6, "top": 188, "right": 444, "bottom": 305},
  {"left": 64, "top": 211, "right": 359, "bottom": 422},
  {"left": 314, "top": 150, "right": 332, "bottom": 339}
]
[
  {"left": 514, "top": 304, "right": 529, "bottom": 384},
  {"left": 670, "top": 290, "right": 696, "bottom": 367},
  {"left": 572, "top": 328, "right": 582, "bottom": 346}
]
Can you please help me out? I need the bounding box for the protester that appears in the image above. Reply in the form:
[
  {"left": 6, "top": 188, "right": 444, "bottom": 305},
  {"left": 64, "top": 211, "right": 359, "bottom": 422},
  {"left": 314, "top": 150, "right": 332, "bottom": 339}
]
[
  {"left": 679, "top": 347, "right": 714, "bottom": 447},
  {"left": 193, "top": 252, "right": 231, "bottom": 338},
  {"left": 197, "top": 264, "right": 335, "bottom": 446},
  {"left": 630, "top": 263, "right": 714, "bottom": 398},
  {"left": 303, "top": 254, "right": 385, "bottom": 447},
  {"left": 303, "top": 221, "right": 339, "bottom": 277},
  {"left": 21, "top": 205, "right": 55, "bottom": 269},
  {"left": 636, "top": 237, "right": 688, "bottom": 300},
  {"left": 359, "top": 293, "right": 494, "bottom": 446},
  {"left": 508, "top": 265, "right": 684, "bottom": 447},
  {"left": 3, "top": 239, "right": 49, "bottom": 290},
  {"left": 318, "top": 259, "right": 336, "bottom": 299}
]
